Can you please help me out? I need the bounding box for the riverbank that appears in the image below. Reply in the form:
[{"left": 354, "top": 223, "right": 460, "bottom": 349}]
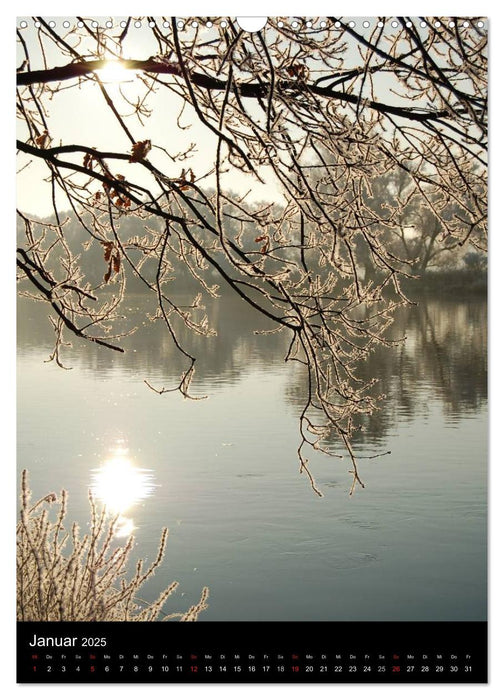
[{"left": 401, "top": 269, "right": 487, "bottom": 298}]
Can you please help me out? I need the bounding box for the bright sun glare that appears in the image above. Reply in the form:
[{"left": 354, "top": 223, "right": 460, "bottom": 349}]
[
  {"left": 90, "top": 446, "right": 155, "bottom": 536},
  {"left": 97, "top": 60, "right": 133, "bottom": 83}
]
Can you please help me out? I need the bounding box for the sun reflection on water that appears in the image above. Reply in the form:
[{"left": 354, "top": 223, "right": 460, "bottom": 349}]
[{"left": 90, "top": 444, "right": 155, "bottom": 537}]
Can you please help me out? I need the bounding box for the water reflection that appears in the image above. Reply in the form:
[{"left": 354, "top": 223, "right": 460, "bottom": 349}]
[
  {"left": 17, "top": 293, "right": 487, "bottom": 621},
  {"left": 17, "top": 293, "right": 290, "bottom": 387},
  {"left": 285, "top": 298, "right": 487, "bottom": 450},
  {"left": 90, "top": 442, "right": 155, "bottom": 537},
  {"left": 18, "top": 294, "right": 486, "bottom": 451}
]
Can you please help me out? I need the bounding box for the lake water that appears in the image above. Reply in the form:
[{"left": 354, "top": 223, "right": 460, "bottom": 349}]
[{"left": 17, "top": 294, "right": 487, "bottom": 621}]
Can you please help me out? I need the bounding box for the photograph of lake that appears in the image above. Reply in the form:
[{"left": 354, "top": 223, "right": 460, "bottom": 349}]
[
  {"left": 18, "top": 292, "right": 487, "bottom": 622},
  {"left": 15, "top": 14, "right": 488, "bottom": 684}
]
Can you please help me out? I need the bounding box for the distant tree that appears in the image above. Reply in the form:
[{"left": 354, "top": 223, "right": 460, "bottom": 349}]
[
  {"left": 16, "top": 17, "right": 487, "bottom": 494},
  {"left": 363, "top": 168, "right": 486, "bottom": 276},
  {"left": 463, "top": 251, "right": 487, "bottom": 273}
]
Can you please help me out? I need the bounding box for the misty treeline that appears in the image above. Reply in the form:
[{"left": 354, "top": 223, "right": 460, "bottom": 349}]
[
  {"left": 17, "top": 172, "right": 487, "bottom": 294},
  {"left": 16, "top": 17, "right": 487, "bottom": 493}
]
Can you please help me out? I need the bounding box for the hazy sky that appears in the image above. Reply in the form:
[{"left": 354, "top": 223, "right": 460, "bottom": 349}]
[
  {"left": 16, "top": 18, "right": 289, "bottom": 216},
  {"left": 15, "top": 15, "right": 444, "bottom": 217}
]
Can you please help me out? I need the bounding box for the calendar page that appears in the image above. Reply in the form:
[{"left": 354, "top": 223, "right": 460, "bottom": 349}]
[{"left": 16, "top": 15, "right": 488, "bottom": 684}]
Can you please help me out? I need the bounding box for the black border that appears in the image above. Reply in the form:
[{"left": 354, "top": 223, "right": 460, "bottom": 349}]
[{"left": 17, "top": 621, "right": 487, "bottom": 683}]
